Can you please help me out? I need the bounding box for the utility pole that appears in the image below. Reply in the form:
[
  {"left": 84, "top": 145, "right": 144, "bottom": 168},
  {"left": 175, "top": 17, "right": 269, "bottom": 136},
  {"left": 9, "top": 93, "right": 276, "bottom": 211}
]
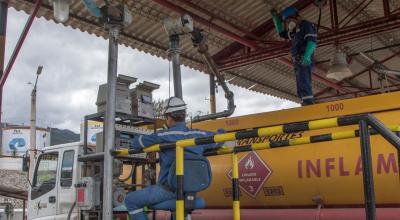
[{"left": 29, "top": 66, "right": 42, "bottom": 181}]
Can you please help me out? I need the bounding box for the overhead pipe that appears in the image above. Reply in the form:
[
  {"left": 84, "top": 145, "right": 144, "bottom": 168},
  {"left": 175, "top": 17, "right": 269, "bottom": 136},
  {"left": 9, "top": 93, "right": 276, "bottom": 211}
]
[{"left": 191, "top": 28, "right": 235, "bottom": 122}]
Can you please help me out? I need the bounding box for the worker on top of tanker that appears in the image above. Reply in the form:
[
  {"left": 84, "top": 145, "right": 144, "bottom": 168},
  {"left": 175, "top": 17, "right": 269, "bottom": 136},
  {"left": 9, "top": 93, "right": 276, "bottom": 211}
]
[
  {"left": 124, "top": 96, "right": 222, "bottom": 220},
  {"left": 271, "top": 6, "right": 317, "bottom": 105}
]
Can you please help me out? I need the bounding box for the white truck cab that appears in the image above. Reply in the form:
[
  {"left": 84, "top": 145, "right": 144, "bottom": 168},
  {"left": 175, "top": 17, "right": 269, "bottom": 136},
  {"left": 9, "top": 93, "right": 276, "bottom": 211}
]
[{"left": 28, "top": 143, "right": 81, "bottom": 220}]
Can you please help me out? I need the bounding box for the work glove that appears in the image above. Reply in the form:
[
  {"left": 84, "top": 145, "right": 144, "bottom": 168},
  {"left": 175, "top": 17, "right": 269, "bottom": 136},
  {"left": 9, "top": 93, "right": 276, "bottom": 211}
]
[
  {"left": 271, "top": 9, "right": 284, "bottom": 34},
  {"left": 301, "top": 56, "right": 312, "bottom": 66},
  {"left": 301, "top": 40, "right": 317, "bottom": 66}
]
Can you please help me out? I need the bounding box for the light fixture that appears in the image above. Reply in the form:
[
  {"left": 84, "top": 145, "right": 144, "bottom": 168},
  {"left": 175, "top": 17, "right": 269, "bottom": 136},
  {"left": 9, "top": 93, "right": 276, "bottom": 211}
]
[
  {"left": 326, "top": 48, "right": 353, "bottom": 81},
  {"left": 163, "top": 14, "right": 194, "bottom": 36},
  {"left": 53, "top": 0, "right": 71, "bottom": 23}
]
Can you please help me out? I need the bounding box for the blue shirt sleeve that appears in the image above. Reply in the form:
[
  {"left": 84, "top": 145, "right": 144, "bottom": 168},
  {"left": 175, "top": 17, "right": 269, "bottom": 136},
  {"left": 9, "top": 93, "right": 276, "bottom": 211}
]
[
  {"left": 131, "top": 132, "right": 164, "bottom": 150},
  {"left": 303, "top": 21, "right": 317, "bottom": 43}
]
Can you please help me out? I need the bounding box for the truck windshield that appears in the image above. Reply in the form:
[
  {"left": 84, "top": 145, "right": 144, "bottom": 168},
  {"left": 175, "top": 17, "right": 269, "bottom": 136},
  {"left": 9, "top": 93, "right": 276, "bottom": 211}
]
[{"left": 33, "top": 152, "right": 58, "bottom": 188}]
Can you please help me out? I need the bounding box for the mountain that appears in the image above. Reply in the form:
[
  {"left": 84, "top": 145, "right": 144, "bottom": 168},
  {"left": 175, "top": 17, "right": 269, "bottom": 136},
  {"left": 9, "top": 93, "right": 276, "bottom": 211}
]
[{"left": 50, "top": 128, "right": 80, "bottom": 145}]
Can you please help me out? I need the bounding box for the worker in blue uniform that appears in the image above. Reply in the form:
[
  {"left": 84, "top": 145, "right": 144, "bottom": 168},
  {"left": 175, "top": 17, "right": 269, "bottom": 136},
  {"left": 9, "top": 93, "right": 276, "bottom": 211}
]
[
  {"left": 124, "top": 97, "right": 221, "bottom": 220},
  {"left": 271, "top": 6, "right": 317, "bottom": 105}
]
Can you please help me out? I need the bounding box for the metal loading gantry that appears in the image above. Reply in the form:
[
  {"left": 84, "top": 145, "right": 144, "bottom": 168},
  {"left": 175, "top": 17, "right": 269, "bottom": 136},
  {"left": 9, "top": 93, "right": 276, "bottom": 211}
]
[{"left": 113, "top": 114, "right": 400, "bottom": 220}]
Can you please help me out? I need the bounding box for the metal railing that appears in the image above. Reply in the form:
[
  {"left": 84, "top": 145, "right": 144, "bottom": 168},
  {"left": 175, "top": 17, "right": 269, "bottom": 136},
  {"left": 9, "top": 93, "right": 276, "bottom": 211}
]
[{"left": 112, "top": 114, "right": 400, "bottom": 220}]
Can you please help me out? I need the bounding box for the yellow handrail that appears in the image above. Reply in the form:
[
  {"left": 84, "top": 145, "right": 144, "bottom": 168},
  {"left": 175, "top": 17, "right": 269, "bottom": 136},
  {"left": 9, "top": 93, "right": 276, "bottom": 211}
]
[{"left": 110, "top": 115, "right": 400, "bottom": 220}]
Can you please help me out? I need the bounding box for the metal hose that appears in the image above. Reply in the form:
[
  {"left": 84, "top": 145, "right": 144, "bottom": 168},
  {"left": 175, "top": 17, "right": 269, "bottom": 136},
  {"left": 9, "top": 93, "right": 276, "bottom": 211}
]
[
  {"left": 191, "top": 28, "right": 236, "bottom": 122},
  {"left": 67, "top": 201, "right": 76, "bottom": 220}
]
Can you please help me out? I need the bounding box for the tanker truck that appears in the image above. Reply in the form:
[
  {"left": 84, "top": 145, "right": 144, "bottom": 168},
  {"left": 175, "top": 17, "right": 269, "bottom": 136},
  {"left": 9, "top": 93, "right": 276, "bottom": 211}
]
[
  {"left": 191, "top": 91, "right": 400, "bottom": 219},
  {"left": 26, "top": 90, "right": 400, "bottom": 220}
]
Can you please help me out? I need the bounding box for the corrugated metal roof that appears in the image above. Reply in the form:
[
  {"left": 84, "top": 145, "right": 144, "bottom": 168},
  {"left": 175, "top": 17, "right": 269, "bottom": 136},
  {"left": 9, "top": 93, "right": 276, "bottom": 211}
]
[{"left": 9, "top": 0, "right": 400, "bottom": 103}]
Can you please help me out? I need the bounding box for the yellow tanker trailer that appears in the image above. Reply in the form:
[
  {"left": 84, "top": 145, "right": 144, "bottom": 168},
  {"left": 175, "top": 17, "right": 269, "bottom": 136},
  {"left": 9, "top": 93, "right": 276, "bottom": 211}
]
[{"left": 183, "top": 91, "right": 400, "bottom": 219}]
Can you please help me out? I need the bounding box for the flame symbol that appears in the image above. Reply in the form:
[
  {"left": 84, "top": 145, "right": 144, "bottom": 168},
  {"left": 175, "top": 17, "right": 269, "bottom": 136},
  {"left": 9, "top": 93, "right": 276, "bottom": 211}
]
[{"left": 245, "top": 156, "right": 254, "bottom": 170}]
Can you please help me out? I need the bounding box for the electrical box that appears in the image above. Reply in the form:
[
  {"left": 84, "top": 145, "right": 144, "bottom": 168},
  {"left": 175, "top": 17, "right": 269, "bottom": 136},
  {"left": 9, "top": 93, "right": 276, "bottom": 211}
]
[
  {"left": 115, "top": 130, "right": 135, "bottom": 149},
  {"left": 131, "top": 81, "right": 160, "bottom": 119},
  {"left": 96, "top": 75, "right": 137, "bottom": 114},
  {"left": 75, "top": 177, "right": 101, "bottom": 211},
  {"left": 95, "top": 125, "right": 152, "bottom": 158}
]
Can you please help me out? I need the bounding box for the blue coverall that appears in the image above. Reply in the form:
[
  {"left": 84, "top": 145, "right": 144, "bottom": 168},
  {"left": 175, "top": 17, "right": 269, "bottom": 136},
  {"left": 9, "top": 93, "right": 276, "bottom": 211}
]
[
  {"left": 124, "top": 122, "right": 221, "bottom": 220},
  {"left": 280, "top": 20, "right": 317, "bottom": 105}
]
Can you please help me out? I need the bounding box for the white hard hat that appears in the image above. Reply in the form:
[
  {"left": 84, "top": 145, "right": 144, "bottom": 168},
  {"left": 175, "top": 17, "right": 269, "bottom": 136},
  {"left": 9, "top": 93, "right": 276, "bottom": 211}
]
[{"left": 163, "top": 97, "right": 187, "bottom": 114}]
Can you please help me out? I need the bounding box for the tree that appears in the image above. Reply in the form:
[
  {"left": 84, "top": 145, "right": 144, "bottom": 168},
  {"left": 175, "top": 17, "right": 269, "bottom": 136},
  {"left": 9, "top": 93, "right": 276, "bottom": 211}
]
[{"left": 152, "top": 99, "right": 164, "bottom": 119}]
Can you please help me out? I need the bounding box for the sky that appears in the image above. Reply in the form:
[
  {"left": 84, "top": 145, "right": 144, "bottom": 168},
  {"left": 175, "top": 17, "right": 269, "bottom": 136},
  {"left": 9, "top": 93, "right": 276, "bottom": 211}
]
[{"left": 3, "top": 8, "right": 298, "bottom": 133}]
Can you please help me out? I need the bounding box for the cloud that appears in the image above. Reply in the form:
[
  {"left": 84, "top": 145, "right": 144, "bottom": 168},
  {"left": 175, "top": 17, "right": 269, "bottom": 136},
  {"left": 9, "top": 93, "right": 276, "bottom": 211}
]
[{"left": 3, "top": 8, "right": 298, "bottom": 133}]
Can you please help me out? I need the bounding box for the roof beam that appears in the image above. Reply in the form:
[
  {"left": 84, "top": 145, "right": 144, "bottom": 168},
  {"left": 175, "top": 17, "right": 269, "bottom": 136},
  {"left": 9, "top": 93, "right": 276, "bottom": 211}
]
[
  {"left": 151, "top": 0, "right": 259, "bottom": 49},
  {"left": 226, "top": 70, "right": 298, "bottom": 101},
  {"left": 154, "top": 0, "right": 350, "bottom": 94},
  {"left": 217, "top": 15, "right": 400, "bottom": 70},
  {"left": 175, "top": 0, "right": 259, "bottom": 40},
  {"left": 314, "top": 50, "right": 400, "bottom": 97},
  {"left": 212, "top": 0, "right": 315, "bottom": 61}
]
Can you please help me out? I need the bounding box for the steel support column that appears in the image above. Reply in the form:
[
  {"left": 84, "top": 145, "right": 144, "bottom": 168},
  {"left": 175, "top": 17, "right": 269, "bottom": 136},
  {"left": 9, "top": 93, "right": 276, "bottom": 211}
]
[
  {"left": 0, "top": 0, "right": 7, "bottom": 124},
  {"left": 169, "top": 35, "right": 183, "bottom": 99},
  {"left": 23, "top": 199, "right": 26, "bottom": 220},
  {"left": 359, "top": 120, "right": 376, "bottom": 220},
  {"left": 0, "top": 0, "right": 7, "bottom": 73},
  {"left": 103, "top": 25, "right": 120, "bottom": 220},
  {"left": 209, "top": 74, "right": 216, "bottom": 114}
]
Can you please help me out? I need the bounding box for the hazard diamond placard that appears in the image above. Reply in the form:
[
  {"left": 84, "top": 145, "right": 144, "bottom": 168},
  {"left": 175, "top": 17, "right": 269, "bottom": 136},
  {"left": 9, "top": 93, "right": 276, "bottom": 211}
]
[{"left": 228, "top": 151, "right": 272, "bottom": 198}]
